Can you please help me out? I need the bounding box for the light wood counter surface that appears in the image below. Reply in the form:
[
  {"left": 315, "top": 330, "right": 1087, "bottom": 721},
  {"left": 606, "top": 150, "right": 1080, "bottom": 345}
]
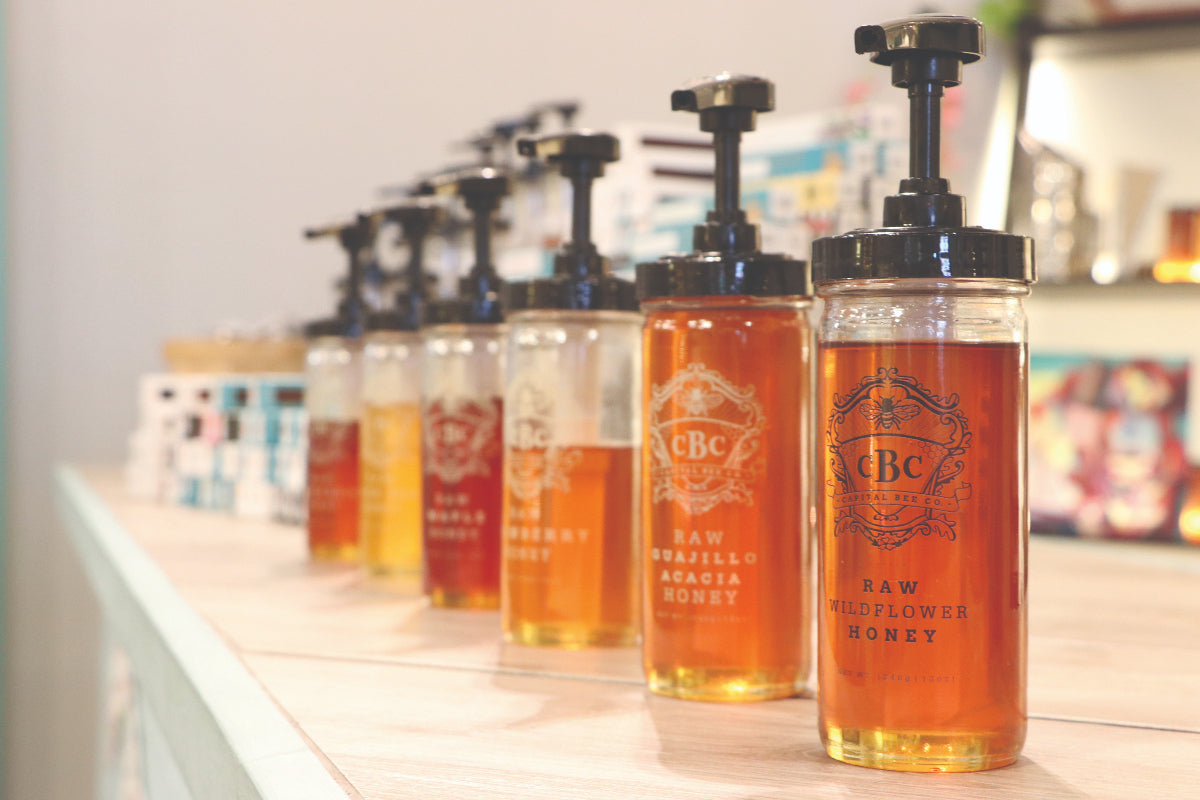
[{"left": 56, "top": 465, "right": 1200, "bottom": 799}]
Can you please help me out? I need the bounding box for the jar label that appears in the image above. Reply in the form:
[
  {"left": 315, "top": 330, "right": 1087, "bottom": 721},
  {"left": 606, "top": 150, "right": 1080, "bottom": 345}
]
[
  {"left": 505, "top": 382, "right": 582, "bottom": 502},
  {"left": 424, "top": 396, "right": 501, "bottom": 483},
  {"left": 826, "top": 367, "right": 972, "bottom": 551},
  {"left": 648, "top": 362, "right": 766, "bottom": 516}
]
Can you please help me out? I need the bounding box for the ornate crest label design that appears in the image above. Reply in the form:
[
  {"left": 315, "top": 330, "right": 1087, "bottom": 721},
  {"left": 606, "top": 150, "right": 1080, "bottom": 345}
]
[
  {"left": 826, "top": 367, "right": 972, "bottom": 550},
  {"left": 361, "top": 408, "right": 418, "bottom": 470},
  {"left": 505, "top": 381, "right": 580, "bottom": 502},
  {"left": 424, "top": 395, "right": 500, "bottom": 484},
  {"left": 308, "top": 420, "right": 357, "bottom": 466},
  {"left": 649, "top": 362, "right": 766, "bottom": 516}
]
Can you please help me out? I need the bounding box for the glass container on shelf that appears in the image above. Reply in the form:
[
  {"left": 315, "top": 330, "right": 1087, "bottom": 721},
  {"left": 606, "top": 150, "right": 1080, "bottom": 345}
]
[
  {"left": 502, "top": 131, "right": 641, "bottom": 648},
  {"left": 811, "top": 15, "right": 1036, "bottom": 773},
  {"left": 636, "top": 75, "right": 814, "bottom": 700},
  {"left": 302, "top": 214, "right": 376, "bottom": 562},
  {"left": 421, "top": 167, "right": 510, "bottom": 609},
  {"left": 357, "top": 199, "right": 442, "bottom": 578}
]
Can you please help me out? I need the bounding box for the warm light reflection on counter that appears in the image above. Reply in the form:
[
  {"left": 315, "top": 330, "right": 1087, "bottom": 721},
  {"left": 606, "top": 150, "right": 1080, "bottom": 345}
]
[{"left": 1153, "top": 259, "right": 1200, "bottom": 283}]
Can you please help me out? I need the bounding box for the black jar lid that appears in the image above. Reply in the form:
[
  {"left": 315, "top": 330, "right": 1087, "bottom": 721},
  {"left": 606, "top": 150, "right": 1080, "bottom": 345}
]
[
  {"left": 421, "top": 289, "right": 504, "bottom": 326},
  {"left": 812, "top": 226, "right": 1033, "bottom": 283},
  {"left": 812, "top": 15, "right": 1034, "bottom": 285},
  {"left": 364, "top": 294, "right": 421, "bottom": 332},
  {"left": 505, "top": 271, "right": 638, "bottom": 312},
  {"left": 302, "top": 314, "right": 360, "bottom": 339},
  {"left": 637, "top": 251, "right": 810, "bottom": 300},
  {"left": 635, "top": 73, "right": 811, "bottom": 301}
]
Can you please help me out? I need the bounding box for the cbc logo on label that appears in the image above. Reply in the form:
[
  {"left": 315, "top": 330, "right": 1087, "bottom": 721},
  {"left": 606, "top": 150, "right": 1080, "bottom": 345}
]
[
  {"left": 505, "top": 380, "right": 581, "bottom": 502},
  {"left": 648, "top": 362, "right": 766, "bottom": 516},
  {"left": 424, "top": 395, "right": 500, "bottom": 484}
]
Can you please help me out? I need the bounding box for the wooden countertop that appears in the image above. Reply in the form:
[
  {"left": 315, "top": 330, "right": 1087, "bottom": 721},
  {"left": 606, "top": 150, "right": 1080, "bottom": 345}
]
[{"left": 56, "top": 465, "right": 1200, "bottom": 799}]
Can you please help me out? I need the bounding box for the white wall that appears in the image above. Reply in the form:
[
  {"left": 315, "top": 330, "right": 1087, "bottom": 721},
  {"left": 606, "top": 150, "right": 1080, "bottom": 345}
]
[{"left": 3, "top": 1, "right": 995, "bottom": 796}]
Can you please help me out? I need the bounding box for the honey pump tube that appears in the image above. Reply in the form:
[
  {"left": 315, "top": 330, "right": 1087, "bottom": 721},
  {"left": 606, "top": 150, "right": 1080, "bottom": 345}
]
[
  {"left": 811, "top": 16, "right": 1035, "bottom": 772},
  {"left": 636, "top": 75, "right": 814, "bottom": 700},
  {"left": 421, "top": 168, "right": 510, "bottom": 609},
  {"left": 358, "top": 200, "right": 441, "bottom": 578},
  {"left": 303, "top": 214, "right": 376, "bottom": 563},
  {"left": 501, "top": 132, "right": 641, "bottom": 648}
]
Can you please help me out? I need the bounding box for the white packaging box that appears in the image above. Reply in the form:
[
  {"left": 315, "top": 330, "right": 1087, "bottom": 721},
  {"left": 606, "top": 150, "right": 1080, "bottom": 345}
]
[
  {"left": 234, "top": 479, "right": 277, "bottom": 521},
  {"left": 273, "top": 489, "right": 306, "bottom": 526},
  {"left": 277, "top": 407, "right": 309, "bottom": 447},
  {"left": 248, "top": 375, "right": 305, "bottom": 410},
  {"left": 177, "top": 477, "right": 200, "bottom": 506},
  {"left": 215, "top": 441, "right": 242, "bottom": 481},
  {"left": 138, "top": 374, "right": 190, "bottom": 421},
  {"left": 211, "top": 479, "right": 235, "bottom": 512},
  {"left": 193, "top": 478, "right": 213, "bottom": 509},
  {"left": 238, "top": 409, "right": 281, "bottom": 446},
  {"left": 273, "top": 445, "right": 307, "bottom": 493},
  {"left": 176, "top": 440, "right": 215, "bottom": 479},
  {"left": 239, "top": 444, "right": 273, "bottom": 482}
]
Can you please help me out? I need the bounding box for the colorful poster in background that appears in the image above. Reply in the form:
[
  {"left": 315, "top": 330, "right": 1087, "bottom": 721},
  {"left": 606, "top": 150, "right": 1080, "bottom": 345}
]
[{"left": 1030, "top": 354, "right": 1191, "bottom": 542}]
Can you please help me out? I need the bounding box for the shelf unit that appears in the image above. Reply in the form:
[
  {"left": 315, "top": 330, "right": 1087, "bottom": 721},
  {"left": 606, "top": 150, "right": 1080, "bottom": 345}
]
[{"left": 57, "top": 465, "right": 1200, "bottom": 799}]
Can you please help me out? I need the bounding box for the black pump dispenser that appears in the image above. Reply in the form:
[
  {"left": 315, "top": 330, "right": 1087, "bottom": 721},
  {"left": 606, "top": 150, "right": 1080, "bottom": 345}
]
[
  {"left": 636, "top": 73, "right": 810, "bottom": 300},
  {"left": 506, "top": 132, "right": 637, "bottom": 312},
  {"left": 302, "top": 213, "right": 377, "bottom": 338},
  {"left": 366, "top": 199, "right": 442, "bottom": 332},
  {"left": 421, "top": 167, "right": 510, "bottom": 326},
  {"left": 812, "top": 15, "right": 1034, "bottom": 284}
]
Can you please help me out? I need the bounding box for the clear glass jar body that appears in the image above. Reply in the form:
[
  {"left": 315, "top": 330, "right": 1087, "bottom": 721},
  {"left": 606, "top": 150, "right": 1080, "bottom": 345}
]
[
  {"left": 642, "top": 296, "right": 813, "bottom": 700},
  {"left": 501, "top": 310, "right": 643, "bottom": 648},
  {"left": 305, "top": 335, "right": 362, "bottom": 563},
  {"left": 421, "top": 323, "right": 506, "bottom": 608},
  {"left": 359, "top": 330, "right": 423, "bottom": 578},
  {"left": 817, "top": 278, "right": 1029, "bottom": 772}
]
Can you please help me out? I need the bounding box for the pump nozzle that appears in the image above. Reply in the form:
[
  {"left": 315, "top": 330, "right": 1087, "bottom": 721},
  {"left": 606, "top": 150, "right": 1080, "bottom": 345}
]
[
  {"left": 303, "top": 212, "right": 380, "bottom": 335},
  {"left": 507, "top": 132, "right": 635, "bottom": 312},
  {"left": 518, "top": 131, "right": 619, "bottom": 279},
  {"left": 855, "top": 15, "right": 984, "bottom": 227},
  {"left": 810, "top": 15, "right": 1033, "bottom": 285},
  {"left": 671, "top": 73, "right": 773, "bottom": 253},
  {"left": 423, "top": 166, "right": 511, "bottom": 324},
  {"left": 381, "top": 197, "right": 442, "bottom": 293},
  {"left": 636, "top": 74, "right": 810, "bottom": 301},
  {"left": 530, "top": 100, "right": 582, "bottom": 132}
]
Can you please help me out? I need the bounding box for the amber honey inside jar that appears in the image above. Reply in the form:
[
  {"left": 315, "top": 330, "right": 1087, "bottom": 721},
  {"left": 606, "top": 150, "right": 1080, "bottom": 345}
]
[
  {"left": 816, "top": 281, "right": 1030, "bottom": 771},
  {"left": 642, "top": 296, "right": 812, "bottom": 700}
]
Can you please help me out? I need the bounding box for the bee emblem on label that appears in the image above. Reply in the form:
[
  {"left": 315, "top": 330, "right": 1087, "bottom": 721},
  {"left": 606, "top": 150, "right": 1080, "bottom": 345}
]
[
  {"left": 424, "top": 396, "right": 500, "bottom": 484},
  {"left": 826, "top": 367, "right": 972, "bottom": 550},
  {"left": 649, "top": 362, "right": 766, "bottom": 516}
]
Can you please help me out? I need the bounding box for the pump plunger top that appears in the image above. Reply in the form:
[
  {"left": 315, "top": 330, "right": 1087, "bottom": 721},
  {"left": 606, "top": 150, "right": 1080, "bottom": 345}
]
[
  {"left": 810, "top": 14, "right": 1034, "bottom": 285},
  {"left": 302, "top": 213, "right": 379, "bottom": 338},
  {"left": 636, "top": 73, "right": 810, "bottom": 301},
  {"left": 506, "top": 131, "right": 636, "bottom": 312},
  {"left": 422, "top": 166, "right": 510, "bottom": 325},
  {"left": 366, "top": 198, "right": 443, "bottom": 333}
]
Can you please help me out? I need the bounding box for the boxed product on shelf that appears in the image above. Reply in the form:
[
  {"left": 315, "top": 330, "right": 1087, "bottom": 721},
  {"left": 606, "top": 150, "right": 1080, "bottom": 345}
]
[{"left": 125, "top": 372, "right": 307, "bottom": 524}]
